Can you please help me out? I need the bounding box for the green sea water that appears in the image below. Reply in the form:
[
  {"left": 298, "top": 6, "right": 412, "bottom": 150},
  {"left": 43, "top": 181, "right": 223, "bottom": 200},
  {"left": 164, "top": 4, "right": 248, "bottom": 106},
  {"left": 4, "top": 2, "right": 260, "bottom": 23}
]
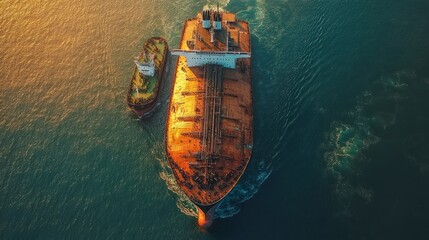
[{"left": 1, "top": 0, "right": 429, "bottom": 239}]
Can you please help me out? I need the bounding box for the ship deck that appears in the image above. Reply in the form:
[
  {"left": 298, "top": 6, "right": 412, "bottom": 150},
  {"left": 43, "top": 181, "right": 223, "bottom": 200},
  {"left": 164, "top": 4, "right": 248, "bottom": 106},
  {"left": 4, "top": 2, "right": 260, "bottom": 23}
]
[
  {"left": 166, "top": 12, "right": 253, "bottom": 205},
  {"left": 129, "top": 38, "right": 167, "bottom": 104}
]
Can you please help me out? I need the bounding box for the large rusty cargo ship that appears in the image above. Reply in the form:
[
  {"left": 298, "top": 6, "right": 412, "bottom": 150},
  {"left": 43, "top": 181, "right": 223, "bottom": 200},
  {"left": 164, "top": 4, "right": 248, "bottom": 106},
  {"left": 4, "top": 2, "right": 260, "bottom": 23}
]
[
  {"left": 127, "top": 37, "right": 168, "bottom": 118},
  {"left": 165, "top": 6, "right": 252, "bottom": 227}
]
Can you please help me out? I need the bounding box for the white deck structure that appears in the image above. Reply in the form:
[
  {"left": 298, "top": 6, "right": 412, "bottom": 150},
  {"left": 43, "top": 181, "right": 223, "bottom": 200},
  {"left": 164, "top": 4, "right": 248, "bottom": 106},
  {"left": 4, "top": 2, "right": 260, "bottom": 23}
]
[{"left": 171, "top": 49, "right": 250, "bottom": 69}]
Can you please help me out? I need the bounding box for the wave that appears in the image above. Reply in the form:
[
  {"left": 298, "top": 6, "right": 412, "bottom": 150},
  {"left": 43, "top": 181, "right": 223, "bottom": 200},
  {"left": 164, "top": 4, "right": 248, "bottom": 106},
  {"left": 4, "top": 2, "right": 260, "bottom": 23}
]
[
  {"left": 151, "top": 140, "right": 198, "bottom": 217},
  {"left": 215, "top": 158, "right": 272, "bottom": 218}
]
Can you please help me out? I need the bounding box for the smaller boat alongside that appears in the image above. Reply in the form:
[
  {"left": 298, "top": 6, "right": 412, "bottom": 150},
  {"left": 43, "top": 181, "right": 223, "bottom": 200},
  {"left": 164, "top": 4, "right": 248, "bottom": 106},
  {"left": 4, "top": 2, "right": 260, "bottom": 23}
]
[{"left": 127, "top": 37, "right": 168, "bottom": 118}]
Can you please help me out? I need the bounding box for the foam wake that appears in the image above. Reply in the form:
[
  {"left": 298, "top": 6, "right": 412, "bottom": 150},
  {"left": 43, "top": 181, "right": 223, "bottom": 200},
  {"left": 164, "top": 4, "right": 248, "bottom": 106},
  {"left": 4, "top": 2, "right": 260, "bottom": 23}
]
[
  {"left": 204, "top": 0, "right": 230, "bottom": 9},
  {"left": 153, "top": 140, "right": 198, "bottom": 217}
]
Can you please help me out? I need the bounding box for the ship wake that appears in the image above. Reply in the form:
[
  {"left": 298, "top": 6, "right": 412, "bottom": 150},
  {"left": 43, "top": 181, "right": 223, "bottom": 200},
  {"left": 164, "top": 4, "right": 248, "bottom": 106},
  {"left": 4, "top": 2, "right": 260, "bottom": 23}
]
[
  {"left": 215, "top": 159, "right": 271, "bottom": 218},
  {"left": 204, "top": 0, "right": 230, "bottom": 10}
]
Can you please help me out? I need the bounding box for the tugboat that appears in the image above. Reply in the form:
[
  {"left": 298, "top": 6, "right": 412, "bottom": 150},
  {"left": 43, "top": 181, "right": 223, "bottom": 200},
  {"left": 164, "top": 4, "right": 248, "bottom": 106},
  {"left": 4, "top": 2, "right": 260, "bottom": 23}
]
[
  {"left": 165, "top": 5, "right": 253, "bottom": 228},
  {"left": 127, "top": 37, "right": 168, "bottom": 118}
]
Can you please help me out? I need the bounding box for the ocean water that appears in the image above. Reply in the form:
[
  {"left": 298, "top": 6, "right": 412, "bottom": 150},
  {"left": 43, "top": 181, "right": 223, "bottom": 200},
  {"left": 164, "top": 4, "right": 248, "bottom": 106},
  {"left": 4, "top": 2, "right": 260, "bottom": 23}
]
[{"left": 1, "top": 0, "right": 429, "bottom": 239}]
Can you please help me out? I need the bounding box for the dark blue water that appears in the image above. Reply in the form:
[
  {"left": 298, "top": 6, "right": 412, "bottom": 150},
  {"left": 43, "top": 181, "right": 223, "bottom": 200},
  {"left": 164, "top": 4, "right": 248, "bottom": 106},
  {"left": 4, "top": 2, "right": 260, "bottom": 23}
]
[{"left": 1, "top": 0, "right": 429, "bottom": 239}]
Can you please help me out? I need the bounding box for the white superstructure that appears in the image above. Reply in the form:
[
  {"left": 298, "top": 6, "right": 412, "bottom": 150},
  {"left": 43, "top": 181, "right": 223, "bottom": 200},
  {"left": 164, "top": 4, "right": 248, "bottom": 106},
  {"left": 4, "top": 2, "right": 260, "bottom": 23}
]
[
  {"left": 171, "top": 50, "right": 250, "bottom": 69},
  {"left": 134, "top": 59, "right": 155, "bottom": 77}
]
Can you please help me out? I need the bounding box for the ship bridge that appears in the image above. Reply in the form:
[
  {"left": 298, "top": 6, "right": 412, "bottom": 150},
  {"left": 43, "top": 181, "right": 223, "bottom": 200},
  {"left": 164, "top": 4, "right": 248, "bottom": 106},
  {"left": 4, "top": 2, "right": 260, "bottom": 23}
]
[{"left": 171, "top": 49, "right": 250, "bottom": 69}]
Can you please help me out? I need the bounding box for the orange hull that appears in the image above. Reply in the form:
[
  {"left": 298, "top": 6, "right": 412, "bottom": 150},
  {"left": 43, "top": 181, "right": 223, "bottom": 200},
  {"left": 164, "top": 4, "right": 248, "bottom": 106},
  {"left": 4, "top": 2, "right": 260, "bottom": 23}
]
[{"left": 165, "top": 9, "right": 253, "bottom": 223}]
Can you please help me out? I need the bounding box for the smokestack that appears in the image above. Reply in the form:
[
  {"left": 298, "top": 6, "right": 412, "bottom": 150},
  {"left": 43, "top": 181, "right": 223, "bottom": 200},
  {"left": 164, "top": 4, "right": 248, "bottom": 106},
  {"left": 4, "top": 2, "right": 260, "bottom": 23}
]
[
  {"left": 214, "top": 4, "right": 222, "bottom": 31},
  {"left": 202, "top": 10, "right": 211, "bottom": 29}
]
